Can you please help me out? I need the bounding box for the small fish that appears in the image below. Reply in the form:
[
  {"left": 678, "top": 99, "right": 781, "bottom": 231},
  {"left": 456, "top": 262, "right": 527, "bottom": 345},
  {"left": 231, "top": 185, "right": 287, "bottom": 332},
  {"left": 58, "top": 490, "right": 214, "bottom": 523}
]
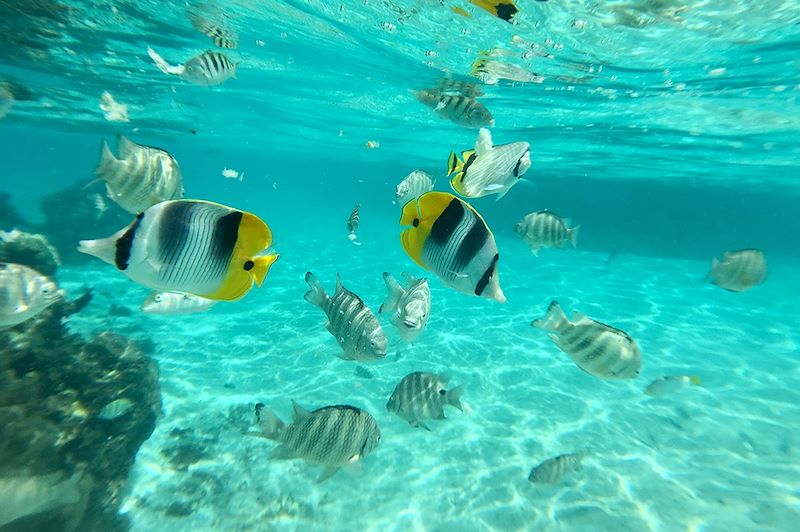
[
  {"left": 303, "top": 272, "right": 388, "bottom": 361},
  {"left": 365, "top": 140, "right": 380, "bottom": 149},
  {"left": 94, "top": 135, "right": 184, "bottom": 215},
  {"left": 531, "top": 301, "right": 641, "bottom": 380},
  {"left": 514, "top": 210, "right": 580, "bottom": 255},
  {"left": 0, "top": 470, "right": 85, "bottom": 528},
  {"left": 140, "top": 291, "right": 217, "bottom": 315},
  {"left": 396, "top": 170, "right": 434, "bottom": 206},
  {"left": 99, "top": 91, "right": 129, "bottom": 122},
  {"left": 147, "top": 47, "right": 238, "bottom": 87},
  {"left": 399, "top": 192, "right": 505, "bottom": 303},
  {"left": 188, "top": 11, "right": 239, "bottom": 49},
  {"left": 355, "top": 365, "right": 375, "bottom": 379},
  {"left": 386, "top": 372, "right": 464, "bottom": 430},
  {"left": 470, "top": 0, "right": 519, "bottom": 22},
  {"left": 416, "top": 89, "right": 494, "bottom": 128},
  {"left": 379, "top": 272, "right": 431, "bottom": 342},
  {"left": 347, "top": 203, "right": 361, "bottom": 245},
  {"left": 97, "top": 398, "right": 134, "bottom": 420},
  {"left": 528, "top": 452, "right": 586, "bottom": 484},
  {"left": 706, "top": 249, "right": 766, "bottom": 292},
  {"left": 78, "top": 200, "right": 279, "bottom": 301},
  {"left": 471, "top": 58, "right": 544, "bottom": 85},
  {"left": 254, "top": 402, "right": 381, "bottom": 482},
  {"left": 0, "top": 263, "right": 62, "bottom": 328},
  {"left": 448, "top": 128, "right": 531, "bottom": 200},
  {"left": 644, "top": 375, "right": 702, "bottom": 397},
  {"left": 222, "top": 167, "right": 244, "bottom": 181}
]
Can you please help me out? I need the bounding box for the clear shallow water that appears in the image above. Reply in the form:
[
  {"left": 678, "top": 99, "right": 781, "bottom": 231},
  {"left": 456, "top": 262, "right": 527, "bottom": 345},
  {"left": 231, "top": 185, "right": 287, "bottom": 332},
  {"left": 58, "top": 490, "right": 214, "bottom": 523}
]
[{"left": 2, "top": 0, "right": 800, "bottom": 530}]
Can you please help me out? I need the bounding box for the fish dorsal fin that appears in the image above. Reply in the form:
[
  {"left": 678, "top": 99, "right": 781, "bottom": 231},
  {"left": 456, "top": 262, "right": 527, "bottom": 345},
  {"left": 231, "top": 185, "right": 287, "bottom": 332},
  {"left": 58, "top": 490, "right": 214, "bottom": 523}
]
[
  {"left": 571, "top": 311, "right": 587, "bottom": 322},
  {"left": 116, "top": 135, "right": 138, "bottom": 159},
  {"left": 474, "top": 128, "right": 493, "bottom": 155},
  {"left": 291, "top": 401, "right": 312, "bottom": 422}
]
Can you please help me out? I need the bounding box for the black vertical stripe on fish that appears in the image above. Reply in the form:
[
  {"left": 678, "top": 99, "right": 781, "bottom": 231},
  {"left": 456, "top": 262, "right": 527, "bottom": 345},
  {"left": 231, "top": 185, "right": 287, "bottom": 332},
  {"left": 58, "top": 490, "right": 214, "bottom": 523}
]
[
  {"left": 513, "top": 154, "right": 524, "bottom": 177},
  {"left": 453, "top": 218, "right": 488, "bottom": 273},
  {"left": 429, "top": 198, "right": 464, "bottom": 245},
  {"left": 115, "top": 212, "right": 143, "bottom": 270},
  {"left": 475, "top": 253, "right": 498, "bottom": 296},
  {"left": 430, "top": 210, "right": 471, "bottom": 277},
  {"left": 158, "top": 201, "right": 193, "bottom": 267},
  {"left": 211, "top": 210, "right": 241, "bottom": 265}
]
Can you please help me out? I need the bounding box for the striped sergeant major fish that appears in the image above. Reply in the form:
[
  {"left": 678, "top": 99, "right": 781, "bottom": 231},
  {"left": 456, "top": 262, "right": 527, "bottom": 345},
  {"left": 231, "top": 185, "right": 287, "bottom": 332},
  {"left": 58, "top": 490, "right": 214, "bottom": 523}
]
[
  {"left": 347, "top": 203, "right": 361, "bottom": 245},
  {"left": 147, "top": 47, "right": 238, "bottom": 87},
  {"left": 379, "top": 271, "right": 430, "bottom": 342},
  {"left": 0, "top": 262, "right": 62, "bottom": 328},
  {"left": 531, "top": 301, "right": 641, "bottom": 380},
  {"left": 706, "top": 249, "right": 766, "bottom": 292},
  {"left": 399, "top": 192, "right": 505, "bottom": 303},
  {"left": 528, "top": 452, "right": 587, "bottom": 484},
  {"left": 514, "top": 210, "right": 580, "bottom": 256},
  {"left": 303, "top": 272, "right": 388, "bottom": 361},
  {"left": 187, "top": 10, "right": 239, "bottom": 49},
  {"left": 416, "top": 89, "right": 494, "bottom": 128},
  {"left": 94, "top": 135, "right": 184, "bottom": 215},
  {"left": 254, "top": 402, "right": 381, "bottom": 482},
  {"left": 78, "top": 200, "right": 278, "bottom": 301},
  {"left": 386, "top": 372, "right": 464, "bottom": 431},
  {"left": 447, "top": 128, "right": 531, "bottom": 200}
]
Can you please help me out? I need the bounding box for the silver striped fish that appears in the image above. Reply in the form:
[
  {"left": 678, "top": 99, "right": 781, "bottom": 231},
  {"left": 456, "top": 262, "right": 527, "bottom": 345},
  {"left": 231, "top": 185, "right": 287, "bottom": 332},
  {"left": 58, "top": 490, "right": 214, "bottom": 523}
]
[
  {"left": 0, "top": 262, "right": 61, "bottom": 328},
  {"left": 514, "top": 210, "right": 580, "bottom": 256},
  {"left": 528, "top": 452, "right": 586, "bottom": 484},
  {"left": 140, "top": 290, "right": 217, "bottom": 315},
  {"left": 400, "top": 192, "right": 505, "bottom": 303},
  {"left": 78, "top": 200, "right": 278, "bottom": 301},
  {"left": 416, "top": 89, "right": 494, "bottom": 128},
  {"left": 188, "top": 12, "right": 239, "bottom": 49},
  {"left": 386, "top": 372, "right": 464, "bottom": 430},
  {"left": 531, "top": 300, "right": 641, "bottom": 380},
  {"left": 396, "top": 170, "right": 434, "bottom": 206},
  {"left": 379, "top": 271, "right": 430, "bottom": 342},
  {"left": 254, "top": 402, "right": 381, "bottom": 482},
  {"left": 181, "top": 50, "right": 238, "bottom": 86},
  {"left": 94, "top": 135, "right": 184, "bottom": 215},
  {"left": 304, "top": 272, "right": 387, "bottom": 361},
  {"left": 706, "top": 249, "right": 766, "bottom": 292},
  {"left": 346, "top": 203, "right": 360, "bottom": 244}
]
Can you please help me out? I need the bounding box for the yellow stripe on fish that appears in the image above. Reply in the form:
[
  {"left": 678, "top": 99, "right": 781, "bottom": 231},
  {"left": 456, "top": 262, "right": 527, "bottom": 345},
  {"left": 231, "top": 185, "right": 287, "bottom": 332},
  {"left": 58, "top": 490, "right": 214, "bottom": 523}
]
[
  {"left": 399, "top": 192, "right": 505, "bottom": 302},
  {"left": 78, "top": 200, "right": 278, "bottom": 301}
]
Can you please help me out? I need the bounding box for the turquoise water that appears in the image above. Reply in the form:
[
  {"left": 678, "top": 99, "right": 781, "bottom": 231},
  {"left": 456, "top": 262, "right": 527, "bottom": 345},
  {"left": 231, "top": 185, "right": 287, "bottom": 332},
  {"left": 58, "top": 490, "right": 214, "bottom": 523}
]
[{"left": 2, "top": 0, "right": 800, "bottom": 530}]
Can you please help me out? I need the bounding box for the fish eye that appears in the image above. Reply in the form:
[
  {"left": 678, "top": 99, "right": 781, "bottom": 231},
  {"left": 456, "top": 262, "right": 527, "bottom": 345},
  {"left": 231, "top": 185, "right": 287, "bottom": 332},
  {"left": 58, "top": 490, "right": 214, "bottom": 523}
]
[
  {"left": 370, "top": 340, "right": 375, "bottom": 347},
  {"left": 42, "top": 287, "right": 49, "bottom": 294},
  {"left": 243, "top": 260, "right": 255, "bottom": 271},
  {"left": 439, "top": 389, "right": 446, "bottom": 396},
  {"left": 154, "top": 295, "right": 162, "bottom": 302}
]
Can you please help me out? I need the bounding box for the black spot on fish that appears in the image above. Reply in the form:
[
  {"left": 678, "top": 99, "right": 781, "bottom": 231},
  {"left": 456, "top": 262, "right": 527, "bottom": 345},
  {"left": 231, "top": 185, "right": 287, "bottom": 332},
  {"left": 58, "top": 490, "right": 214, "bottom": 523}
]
[
  {"left": 475, "top": 253, "right": 499, "bottom": 296},
  {"left": 495, "top": 3, "right": 518, "bottom": 22},
  {"left": 513, "top": 151, "right": 527, "bottom": 177},
  {"left": 115, "top": 212, "right": 144, "bottom": 270},
  {"left": 429, "top": 198, "right": 463, "bottom": 245},
  {"left": 243, "top": 260, "right": 254, "bottom": 271}
]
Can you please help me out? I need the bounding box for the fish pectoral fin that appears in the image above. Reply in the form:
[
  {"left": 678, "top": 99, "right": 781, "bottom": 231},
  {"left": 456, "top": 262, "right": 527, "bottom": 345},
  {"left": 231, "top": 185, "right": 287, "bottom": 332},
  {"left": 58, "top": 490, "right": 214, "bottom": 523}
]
[
  {"left": 269, "top": 444, "right": 295, "bottom": 460},
  {"left": 317, "top": 467, "right": 340, "bottom": 483}
]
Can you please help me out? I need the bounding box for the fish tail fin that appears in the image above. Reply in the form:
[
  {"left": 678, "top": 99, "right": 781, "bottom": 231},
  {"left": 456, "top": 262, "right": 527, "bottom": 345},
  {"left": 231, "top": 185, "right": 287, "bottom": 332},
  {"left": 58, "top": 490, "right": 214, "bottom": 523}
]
[
  {"left": 446, "top": 151, "right": 462, "bottom": 176},
  {"left": 446, "top": 385, "right": 465, "bottom": 412},
  {"left": 531, "top": 300, "right": 569, "bottom": 331},
  {"left": 254, "top": 403, "right": 284, "bottom": 440},
  {"left": 93, "top": 140, "right": 118, "bottom": 179},
  {"left": 568, "top": 225, "right": 580, "bottom": 247},
  {"left": 78, "top": 236, "right": 117, "bottom": 266},
  {"left": 303, "top": 271, "right": 328, "bottom": 308},
  {"left": 379, "top": 272, "right": 402, "bottom": 313},
  {"left": 251, "top": 254, "right": 279, "bottom": 287},
  {"left": 689, "top": 375, "right": 703, "bottom": 387}
]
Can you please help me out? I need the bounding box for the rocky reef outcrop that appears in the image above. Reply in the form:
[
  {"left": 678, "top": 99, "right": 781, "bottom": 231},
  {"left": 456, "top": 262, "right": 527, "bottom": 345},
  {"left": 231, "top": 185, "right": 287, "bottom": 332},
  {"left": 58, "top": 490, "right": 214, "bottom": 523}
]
[
  {"left": 0, "top": 229, "right": 61, "bottom": 276},
  {"left": 0, "top": 291, "right": 161, "bottom": 531}
]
